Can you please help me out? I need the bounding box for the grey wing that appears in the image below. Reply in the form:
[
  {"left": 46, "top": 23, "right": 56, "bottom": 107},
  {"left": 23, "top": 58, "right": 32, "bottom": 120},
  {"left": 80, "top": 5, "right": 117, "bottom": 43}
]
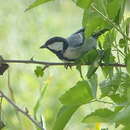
[{"left": 66, "top": 30, "right": 84, "bottom": 47}]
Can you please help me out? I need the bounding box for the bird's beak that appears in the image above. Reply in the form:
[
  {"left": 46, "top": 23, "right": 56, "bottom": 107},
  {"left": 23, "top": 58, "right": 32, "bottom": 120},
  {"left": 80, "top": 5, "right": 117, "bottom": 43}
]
[{"left": 40, "top": 44, "right": 46, "bottom": 49}]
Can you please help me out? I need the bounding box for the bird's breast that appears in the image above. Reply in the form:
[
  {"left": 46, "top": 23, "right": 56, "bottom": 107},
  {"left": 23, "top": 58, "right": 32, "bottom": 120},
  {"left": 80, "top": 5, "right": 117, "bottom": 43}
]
[{"left": 63, "top": 47, "right": 83, "bottom": 60}]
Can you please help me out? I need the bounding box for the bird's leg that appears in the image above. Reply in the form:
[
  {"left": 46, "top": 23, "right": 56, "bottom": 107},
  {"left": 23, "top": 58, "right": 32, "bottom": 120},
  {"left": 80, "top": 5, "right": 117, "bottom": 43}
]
[{"left": 64, "top": 63, "right": 73, "bottom": 69}]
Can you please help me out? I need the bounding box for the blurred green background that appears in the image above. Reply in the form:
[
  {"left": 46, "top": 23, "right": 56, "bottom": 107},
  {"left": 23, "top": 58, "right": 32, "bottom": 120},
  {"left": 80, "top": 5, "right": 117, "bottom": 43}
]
[{"left": 0, "top": 0, "right": 130, "bottom": 130}]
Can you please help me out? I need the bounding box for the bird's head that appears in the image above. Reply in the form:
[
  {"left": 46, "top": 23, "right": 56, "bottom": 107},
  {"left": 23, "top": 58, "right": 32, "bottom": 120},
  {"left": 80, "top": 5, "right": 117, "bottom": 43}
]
[{"left": 40, "top": 37, "right": 68, "bottom": 54}]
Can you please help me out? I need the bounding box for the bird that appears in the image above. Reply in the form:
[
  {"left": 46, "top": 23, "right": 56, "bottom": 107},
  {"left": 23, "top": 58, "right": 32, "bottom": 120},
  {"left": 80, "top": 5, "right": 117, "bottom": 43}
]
[{"left": 40, "top": 28, "right": 108, "bottom": 62}]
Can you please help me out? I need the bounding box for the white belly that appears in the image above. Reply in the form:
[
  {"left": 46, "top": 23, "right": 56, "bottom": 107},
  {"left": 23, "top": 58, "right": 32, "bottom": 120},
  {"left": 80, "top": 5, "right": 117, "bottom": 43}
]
[
  {"left": 63, "top": 37, "right": 97, "bottom": 60},
  {"left": 63, "top": 47, "right": 83, "bottom": 60}
]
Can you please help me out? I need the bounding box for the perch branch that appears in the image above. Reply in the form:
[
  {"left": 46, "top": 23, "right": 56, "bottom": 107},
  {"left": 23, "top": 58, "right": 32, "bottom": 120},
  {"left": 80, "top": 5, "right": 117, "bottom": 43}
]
[
  {"left": 0, "top": 59, "right": 126, "bottom": 67},
  {"left": 0, "top": 91, "right": 44, "bottom": 130}
]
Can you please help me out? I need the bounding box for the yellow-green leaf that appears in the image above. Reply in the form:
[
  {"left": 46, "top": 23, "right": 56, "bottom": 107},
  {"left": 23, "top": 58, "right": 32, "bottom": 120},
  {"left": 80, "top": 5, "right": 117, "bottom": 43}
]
[{"left": 25, "top": 0, "right": 53, "bottom": 11}]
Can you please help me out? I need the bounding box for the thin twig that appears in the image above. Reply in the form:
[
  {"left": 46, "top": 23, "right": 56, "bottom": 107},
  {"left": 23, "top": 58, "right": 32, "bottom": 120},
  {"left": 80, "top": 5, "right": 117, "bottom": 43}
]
[
  {"left": 0, "top": 59, "right": 126, "bottom": 67},
  {"left": 0, "top": 91, "right": 44, "bottom": 130}
]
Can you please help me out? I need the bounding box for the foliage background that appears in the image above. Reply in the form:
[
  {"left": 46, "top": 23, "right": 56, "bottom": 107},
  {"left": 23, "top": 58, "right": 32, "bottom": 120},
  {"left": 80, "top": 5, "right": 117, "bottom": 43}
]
[{"left": 0, "top": 0, "right": 130, "bottom": 130}]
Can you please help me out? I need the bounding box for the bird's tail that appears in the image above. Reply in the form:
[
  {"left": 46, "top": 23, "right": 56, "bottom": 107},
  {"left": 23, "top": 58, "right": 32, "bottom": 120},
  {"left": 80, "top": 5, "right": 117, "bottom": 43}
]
[
  {"left": 74, "top": 28, "right": 109, "bottom": 39},
  {"left": 92, "top": 29, "right": 109, "bottom": 39}
]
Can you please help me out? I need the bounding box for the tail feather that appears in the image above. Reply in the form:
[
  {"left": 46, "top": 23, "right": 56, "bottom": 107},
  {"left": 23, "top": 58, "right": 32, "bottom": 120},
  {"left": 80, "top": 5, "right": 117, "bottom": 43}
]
[
  {"left": 73, "top": 28, "right": 85, "bottom": 34},
  {"left": 92, "top": 29, "right": 109, "bottom": 39},
  {"left": 73, "top": 28, "right": 109, "bottom": 39}
]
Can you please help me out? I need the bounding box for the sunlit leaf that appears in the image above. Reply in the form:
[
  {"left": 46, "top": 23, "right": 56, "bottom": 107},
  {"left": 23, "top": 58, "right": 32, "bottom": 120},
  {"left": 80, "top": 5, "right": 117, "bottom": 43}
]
[
  {"left": 59, "top": 80, "right": 93, "bottom": 105},
  {"left": 83, "top": 108, "right": 116, "bottom": 123},
  {"left": 25, "top": 0, "right": 53, "bottom": 11},
  {"left": 53, "top": 105, "right": 79, "bottom": 130}
]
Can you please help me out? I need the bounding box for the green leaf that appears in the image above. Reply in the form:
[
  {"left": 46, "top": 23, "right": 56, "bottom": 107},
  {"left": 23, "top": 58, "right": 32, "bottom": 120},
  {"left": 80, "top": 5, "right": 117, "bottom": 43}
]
[
  {"left": 100, "top": 72, "right": 130, "bottom": 105},
  {"left": 126, "top": 53, "right": 130, "bottom": 74},
  {"left": 122, "top": 125, "right": 130, "bottom": 130},
  {"left": 101, "top": 34, "right": 115, "bottom": 77},
  {"left": 83, "top": 9, "right": 108, "bottom": 37},
  {"left": 113, "top": 105, "right": 130, "bottom": 125},
  {"left": 87, "top": 63, "right": 99, "bottom": 79},
  {"left": 75, "top": 0, "right": 93, "bottom": 9},
  {"left": 25, "top": 0, "right": 53, "bottom": 11},
  {"left": 99, "top": 72, "right": 129, "bottom": 98},
  {"left": 76, "top": 65, "right": 84, "bottom": 79},
  {"left": 127, "top": 87, "right": 130, "bottom": 103},
  {"left": 119, "top": 39, "right": 127, "bottom": 48},
  {"left": 126, "top": 17, "right": 130, "bottom": 36},
  {"left": 82, "top": 0, "right": 111, "bottom": 37},
  {"left": 87, "top": 65, "right": 98, "bottom": 79},
  {"left": 110, "top": 94, "right": 127, "bottom": 105},
  {"left": 59, "top": 81, "right": 93, "bottom": 105},
  {"left": 82, "top": 108, "right": 116, "bottom": 123},
  {"left": 53, "top": 105, "right": 79, "bottom": 130},
  {"left": 125, "top": 17, "right": 130, "bottom": 37},
  {"left": 88, "top": 73, "right": 98, "bottom": 98},
  {"left": 87, "top": 50, "right": 103, "bottom": 78},
  {"left": 102, "top": 30, "right": 116, "bottom": 50},
  {"left": 82, "top": 0, "right": 124, "bottom": 37},
  {"left": 77, "top": 49, "right": 99, "bottom": 64},
  {"left": 107, "top": 0, "right": 124, "bottom": 24},
  {"left": 34, "top": 66, "right": 44, "bottom": 77}
]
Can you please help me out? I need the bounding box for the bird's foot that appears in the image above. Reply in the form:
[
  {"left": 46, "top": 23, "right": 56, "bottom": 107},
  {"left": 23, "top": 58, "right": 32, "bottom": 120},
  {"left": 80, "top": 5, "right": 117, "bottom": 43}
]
[{"left": 64, "top": 63, "right": 73, "bottom": 69}]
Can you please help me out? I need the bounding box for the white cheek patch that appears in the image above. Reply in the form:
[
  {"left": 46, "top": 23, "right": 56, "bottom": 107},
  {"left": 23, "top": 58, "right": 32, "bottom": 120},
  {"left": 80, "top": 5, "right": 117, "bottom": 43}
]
[{"left": 48, "top": 42, "right": 63, "bottom": 51}]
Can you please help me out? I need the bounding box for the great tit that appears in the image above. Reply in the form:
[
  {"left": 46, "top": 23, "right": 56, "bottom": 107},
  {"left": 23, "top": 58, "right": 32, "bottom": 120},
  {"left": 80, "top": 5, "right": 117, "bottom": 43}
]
[{"left": 40, "top": 28, "right": 108, "bottom": 62}]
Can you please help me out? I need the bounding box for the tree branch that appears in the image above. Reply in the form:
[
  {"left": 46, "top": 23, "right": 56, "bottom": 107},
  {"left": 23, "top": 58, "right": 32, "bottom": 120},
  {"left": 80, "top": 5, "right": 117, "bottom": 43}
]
[
  {"left": 0, "top": 91, "right": 45, "bottom": 130},
  {"left": 0, "top": 59, "right": 126, "bottom": 67}
]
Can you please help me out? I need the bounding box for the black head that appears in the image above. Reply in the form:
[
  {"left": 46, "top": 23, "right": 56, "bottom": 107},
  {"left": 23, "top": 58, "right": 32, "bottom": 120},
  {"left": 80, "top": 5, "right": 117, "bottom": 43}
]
[
  {"left": 40, "top": 37, "right": 69, "bottom": 60},
  {"left": 40, "top": 37, "right": 68, "bottom": 53}
]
